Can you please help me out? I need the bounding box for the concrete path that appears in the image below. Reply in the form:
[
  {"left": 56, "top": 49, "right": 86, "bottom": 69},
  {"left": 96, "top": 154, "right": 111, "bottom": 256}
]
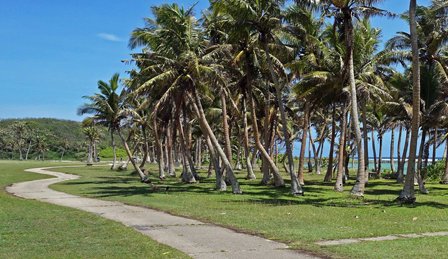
[
  {"left": 6, "top": 167, "right": 317, "bottom": 259},
  {"left": 316, "top": 231, "right": 448, "bottom": 246}
]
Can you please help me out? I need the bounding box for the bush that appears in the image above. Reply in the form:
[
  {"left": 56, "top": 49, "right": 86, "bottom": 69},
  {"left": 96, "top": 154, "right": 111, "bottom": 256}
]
[
  {"left": 98, "top": 147, "right": 127, "bottom": 159},
  {"left": 425, "top": 160, "right": 445, "bottom": 182}
]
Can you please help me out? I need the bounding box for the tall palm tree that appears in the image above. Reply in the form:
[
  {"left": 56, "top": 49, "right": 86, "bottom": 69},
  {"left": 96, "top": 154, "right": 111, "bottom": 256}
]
[
  {"left": 78, "top": 73, "right": 122, "bottom": 170},
  {"left": 297, "top": 0, "right": 392, "bottom": 195},
  {"left": 212, "top": 0, "right": 303, "bottom": 194},
  {"left": 399, "top": 0, "right": 420, "bottom": 203},
  {"left": 129, "top": 3, "right": 241, "bottom": 193},
  {"left": 79, "top": 74, "right": 149, "bottom": 182}
]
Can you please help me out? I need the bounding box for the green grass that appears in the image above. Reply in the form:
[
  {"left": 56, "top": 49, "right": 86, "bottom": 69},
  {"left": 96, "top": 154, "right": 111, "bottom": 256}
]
[
  {"left": 0, "top": 161, "right": 189, "bottom": 259},
  {"left": 52, "top": 164, "right": 448, "bottom": 258}
]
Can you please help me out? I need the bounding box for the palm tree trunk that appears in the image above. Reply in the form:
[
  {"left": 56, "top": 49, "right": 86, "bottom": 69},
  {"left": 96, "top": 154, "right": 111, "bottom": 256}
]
[
  {"left": 196, "top": 137, "right": 202, "bottom": 169},
  {"left": 190, "top": 90, "right": 241, "bottom": 193},
  {"left": 234, "top": 137, "right": 242, "bottom": 170},
  {"left": 261, "top": 94, "right": 271, "bottom": 184},
  {"left": 390, "top": 126, "right": 395, "bottom": 174},
  {"left": 441, "top": 136, "right": 448, "bottom": 184},
  {"left": 298, "top": 102, "right": 310, "bottom": 185},
  {"left": 335, "top": 102, "right": 348, "bottom": 191},
  {"left": 432, "top": 127, "right": 437, "bottom": 165},
  {"left": 117, "top": 129, "right": 148, "bottom": 182},
  {"left": 182, "top": 107, "right": 199, "bottom": 179},
  {"left": 362, "top": 103, "right": 369, "bottom": 172},
  {"left": 344, "top": 10, "right": 366, "bottom": 196},
  {"left": 309, "top": 132, "right": 318, "bottom": 173},
  {"left": 93, "top": 142, "right": 98, "bottom": 163},
  {"left": 139, "top": 126, "right": 150, "bottom": 169},
  {"left": 163, "top": 138, "right": 168, "bottom": 172},
  {"left": 151, "top": 143, "right": 157, "bottom": 164},
  {"left": 378, "top": 134, "right": 383, "bottom": 177},
  {"left": 251, "top": 148, "right": 258, "bottom": 170},
  {"left": 416, "top": 128, "right": 429, "bottom": 194},
  {"left": 399, "top": 0, "right": 419, "bottom": 203},
  {"left": 110, "top": 130, "right": 117, "bottom": 170},
  {"left": 324, "top": 105, "right": 336, "bottom": 182},
  {"left": 372, "top": 130, "right": 377, "bottom": 173},
  {"left": 206, "top": 135, "right": 225, "bottom": 190},
  {"left": 221, "top": 91, "right": 233, "bottom": 166},
  {"left": 444, "top": 138, "right": 447, "bottom": 159},
  {"left": 248, "top": 90, "right": 285, "bottom": 188},
  {"left": 177, "top": 116, "right": 196, "bottom": 183},
  {"left": 345, "top": 116, "right": 352, "bottom": 179},
  {"left": 308, "top": 133, "right": 313, "bottom": 173},
  {"left": 166, "top": 121, "right": 176, "bottom": 177},
  {"left": 312, "top": 125, "right": 326, "bottom": 175},
  {"left": 87, "top": 141, "right": 93, "bottom": 166},
  {"left": 153, "top": 117, "right": 166, "bottom": 179},
  {"left": 263, "top": 43, "right": 301, "bottom": 194},
  {"left": 397, "top": 124, "right": 403, "bottom": 176},
  {"left": 242, "top": 96, "right": 256, "bottom": 180},
  {"left": 398, "top": 127, "right": 410, "bottom": 183}
]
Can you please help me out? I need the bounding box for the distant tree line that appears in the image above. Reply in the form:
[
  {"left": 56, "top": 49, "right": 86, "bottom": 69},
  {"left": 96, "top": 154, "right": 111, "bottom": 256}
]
[{"left": 0, "top": 118, "right": 116, "bottom": 161}]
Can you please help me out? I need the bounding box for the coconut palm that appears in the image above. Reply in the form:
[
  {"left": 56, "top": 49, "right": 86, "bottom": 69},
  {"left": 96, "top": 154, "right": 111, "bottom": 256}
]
[
  {"left": 386, "top": 0, "right": 448, "bottom": 201},
  {"left": 129, "top": 3, "right": 241, "bottom": 193},
  {"left": 78, "top": 73, "right": 123, "bottom": 170},
  {"left": 212, "top": 0, "right": 304, "bottom": 194},
  {"left": 82, "top": 126, "right": 99, "bottom": 165},
  {"left": 296, "top": 0, "right": 392, "bottom": 196},
  {"left": 79, "top": 74, "right": 149, "bottom": 182},
  {"left": 399, "top": 0, "right": 420, "bottom": 203}
]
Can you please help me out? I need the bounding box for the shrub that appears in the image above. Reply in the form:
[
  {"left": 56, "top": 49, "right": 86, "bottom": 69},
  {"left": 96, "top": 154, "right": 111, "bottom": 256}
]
[
  {"left": 98, "top": 147, "right": 127, "bottom": 159},
  {"left": 425, "top": 160, "right": 445, "bottom": 182}
]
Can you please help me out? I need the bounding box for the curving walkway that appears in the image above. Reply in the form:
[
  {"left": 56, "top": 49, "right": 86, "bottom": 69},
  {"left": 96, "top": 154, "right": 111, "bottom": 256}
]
[{"left": 6, "top": 166, "right": 317, "bottom": 259}]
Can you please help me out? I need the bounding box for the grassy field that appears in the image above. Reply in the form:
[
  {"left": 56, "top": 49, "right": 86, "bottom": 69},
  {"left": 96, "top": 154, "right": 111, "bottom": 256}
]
[
  {"left": 0, "top": 161, "right": 188, "bottom": 259},
  {"left": 51, "top": 163, "right": 448, "bottom": 258}
]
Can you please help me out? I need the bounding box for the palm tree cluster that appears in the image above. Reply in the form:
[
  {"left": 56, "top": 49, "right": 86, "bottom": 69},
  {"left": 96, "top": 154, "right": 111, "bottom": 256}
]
[{"left": 79, "top": 0, "right": 448, "bottom": 202}]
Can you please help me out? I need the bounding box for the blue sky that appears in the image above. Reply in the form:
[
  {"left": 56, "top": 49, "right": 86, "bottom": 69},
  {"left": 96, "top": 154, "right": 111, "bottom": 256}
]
[{"left": 0, "top": 0, "right": 436, "bottom": 157}]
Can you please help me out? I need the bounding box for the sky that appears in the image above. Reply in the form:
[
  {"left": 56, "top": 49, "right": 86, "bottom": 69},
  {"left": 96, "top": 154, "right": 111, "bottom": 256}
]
[{"left": 0, "top": 0, "right": 436, "bottom": 158}]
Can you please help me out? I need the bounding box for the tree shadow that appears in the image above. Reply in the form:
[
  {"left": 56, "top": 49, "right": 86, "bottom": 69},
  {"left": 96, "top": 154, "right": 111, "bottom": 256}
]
[{"left": 62, "top": 170, "right": 448, "bottom": 210}]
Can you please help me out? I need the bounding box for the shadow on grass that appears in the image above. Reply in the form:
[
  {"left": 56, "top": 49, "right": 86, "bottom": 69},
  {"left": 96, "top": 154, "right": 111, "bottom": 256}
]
[{"left": 62, "top": 170, "right": 448, "bottom": 209}]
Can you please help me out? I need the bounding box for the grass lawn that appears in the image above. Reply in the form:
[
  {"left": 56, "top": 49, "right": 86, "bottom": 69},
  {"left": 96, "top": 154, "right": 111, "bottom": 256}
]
[
  {"left": 0, "top": 161, "right": 189, "bottom": 259},
  {"left": 52, "top": 163, "right": 448, "bottom": 258}
]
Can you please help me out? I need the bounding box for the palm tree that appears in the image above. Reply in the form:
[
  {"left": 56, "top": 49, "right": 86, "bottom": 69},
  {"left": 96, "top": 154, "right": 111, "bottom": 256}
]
[
  {"left": 399, "top": 0, "right": 420, "bottom": 203},
  {"left": 388, "top": 0, "right": 448, "bottom": 201},
  {"left": 82, "top": 126, "right": 99, "bottom": 165},
  {"left": 129, "top": 3, "right": 241, "bottom": 193},
  {"left": 78, "top": 73, "right": 123, "bottom": 170},
  {"left": 212, "top": 0, "right": 304, "bottom": 194},
  {"left": 79, "top": 74, "right": 149, "bottom": 182}
]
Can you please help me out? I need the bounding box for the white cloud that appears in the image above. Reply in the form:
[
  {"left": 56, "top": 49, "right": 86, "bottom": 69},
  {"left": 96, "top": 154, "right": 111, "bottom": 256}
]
[{"left": 97, "top": 33, "right": 122, "bottom": 42}]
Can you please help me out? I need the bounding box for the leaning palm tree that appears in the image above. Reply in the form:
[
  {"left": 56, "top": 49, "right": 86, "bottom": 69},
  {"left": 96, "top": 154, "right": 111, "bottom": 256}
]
[
  {"left": 297, "top": 0, "right": 393, "bottom": 196},
  {"left": 79, "top": 74, "right": 150, "bottom": 183},
  {"left": 212, "top": 0, "right": 304, "bottom": 194},
  {"left": 129, "top": 3, "right": 241, "bottom": 193},
  {"left": 78, "top": 73, "right": 122, "bottom": 170}
]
